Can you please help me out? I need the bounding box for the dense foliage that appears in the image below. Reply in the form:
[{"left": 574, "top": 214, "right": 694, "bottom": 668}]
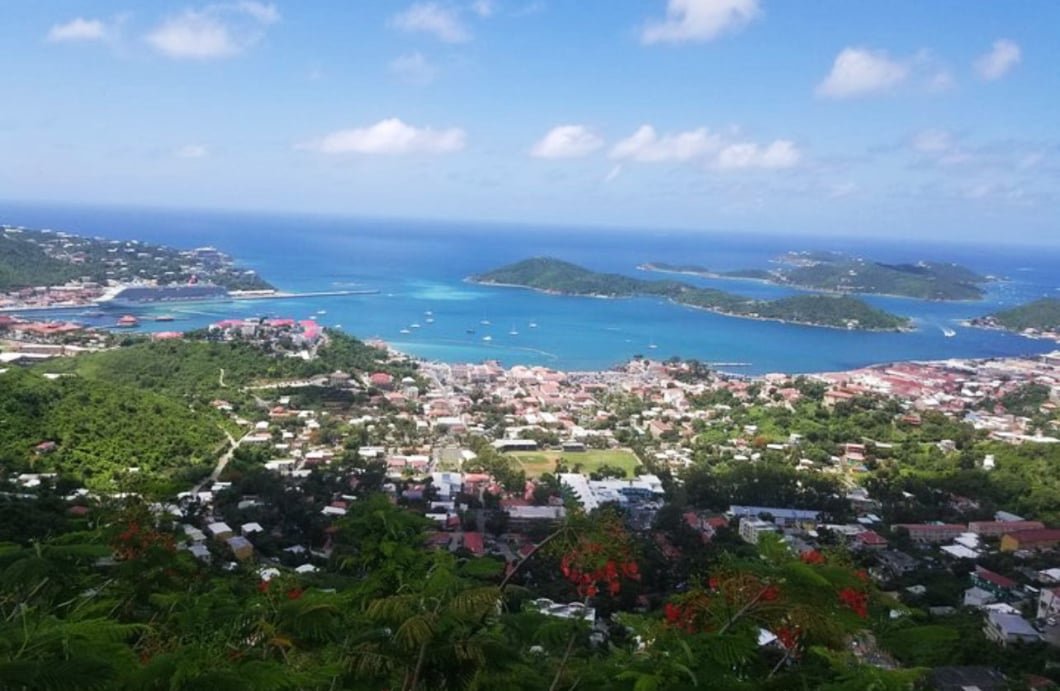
[
  {"left": 474, "top": 258, "right": 910, "bottom": 330},
  {"left": 981, "top": 297, "right": 1060, "bottom": 332},
  {"left": 0, "top": 368, "right": 224, "bottom": 489}
]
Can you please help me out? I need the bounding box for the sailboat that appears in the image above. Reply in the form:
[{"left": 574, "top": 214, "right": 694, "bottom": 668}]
[
  {"left": 482, "top": 335, "right": 493, "bottom": 342},
  {"left": 941, "top": 327, "right": 956, "bottom": 338},
  {"left": 528, "top": 321, "right": 538, "bottom": 328},
  {"left": 509, "top": 325, "right": 519, "bottom": 336}
]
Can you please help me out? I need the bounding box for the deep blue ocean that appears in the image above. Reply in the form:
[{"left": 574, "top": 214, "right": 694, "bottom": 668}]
[{"left": 4, "top": 201, "right": 1060, "bottom": 374}]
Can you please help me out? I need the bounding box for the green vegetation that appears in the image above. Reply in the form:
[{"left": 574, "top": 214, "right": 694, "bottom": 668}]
[
  {"left": 0, "top": 368, "right": 224, "bottom": 490},
  {"left": 510, "top": 449, "right": 640, "bottom": 478},
  {"left": 0, "top": 227, "right": 272, "bottom": 291},
  {"left": 644, "top": 253, "right": 988, "bottom": 301},
  {"left": 474, "top": 258, "right": 910, "bottom": 331},
  {"left": 0, "top": 495, "right": 934, "bottom": 690},
  {"left": 975, "top": 297, "right": 1060, "bottom": 332},
  {"left": 37, "top": 330, "right": 405, "bottom": 407}
]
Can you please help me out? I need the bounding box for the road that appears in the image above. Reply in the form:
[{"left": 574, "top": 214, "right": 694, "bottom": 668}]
[{"left": 193, "top": 427, "right": 252, "bottom": 494}]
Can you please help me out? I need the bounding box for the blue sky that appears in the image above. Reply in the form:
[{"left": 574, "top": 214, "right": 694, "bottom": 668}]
[{"left": 2, "top": 1, "right": 1059, "bottom": 241}]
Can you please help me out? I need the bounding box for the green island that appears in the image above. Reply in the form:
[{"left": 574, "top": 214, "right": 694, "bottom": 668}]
[
  {"left": 472, "top": 257, "right": 911, "bottom": 331},
  {"left": 0, "top": 226, "right": 272, "bottom": 291},
  {"left": 642, "top": 251, "right": 989, "bottom": 301},
  {"left": 970, "top": 297, "right": 1060, "bottom": 334}
]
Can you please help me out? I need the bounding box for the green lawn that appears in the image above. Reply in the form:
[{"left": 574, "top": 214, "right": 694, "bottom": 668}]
[{"left": 509, "top": 449, "right": 640, "bottom": 478}]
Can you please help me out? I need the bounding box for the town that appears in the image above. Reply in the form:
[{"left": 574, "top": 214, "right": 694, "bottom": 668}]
[{"left": 7, "top": 308, "right": 1060, "bottom": 683}]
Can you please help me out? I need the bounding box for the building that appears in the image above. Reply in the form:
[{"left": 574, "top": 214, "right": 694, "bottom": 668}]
[
  {"left": 226, "top": 536, "right": 254, "bottom": 561},
  {"left": 739, "top": 517, "right": 778, "bottom": 545},
  {"left": 983, "top": 610, "right": 1040, "bottom": 646},
  {"left": 728, "top": 506, "right": 821, "bottom": 530},
  {"left": 492, "top": 439, "right": 539, "bottom": 452},
  {"left": 505, "top": 505, "right": 566, "bottom": 530},
  {"left": 967, "top": 520, "right": 1045, "bottom": 537},
  {"left": 971, "top": 566, "right": 1018, "bottom": 600},
  {"left": 1001, "top": 528, "right": 1060, "bottom": 552},
  {"left": 893, "top": 523, "right": 966, "bottom": 544},
  {"left": 1037, "top": 587, "right": 1060, "bottom": 621}
]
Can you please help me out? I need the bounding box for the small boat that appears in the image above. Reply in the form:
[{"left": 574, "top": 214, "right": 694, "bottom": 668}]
[
  {"left": 78, "top": 310, "right": 104, "bottom": 318},
  {"left": 509, "top": 326, "right": 519, "bottom": 336},
  {"left": 116, "top": 315, "right": 139, "bottom": 328},
  {"left": 482, "top": 335, "right": 492, "bottom": 342},
  {"left": 154, "top": 315, "right": 175, "bottom": 322},
  {"left": 425, "top": 317, "right": 435, "bottom": 323},
  {"left": 942, "top": 327, "right": 956, "bottom": 338},
  {"left": 480, "top": 319, "right": 491, "bottom": 325},
  {"left": 466, "top": 328, "right": 476, "bottom": 334},
  {"left": 528, "top": 321, "right": 538, "bottom": 328},
  {"left": 410, "top": 323, "right": 421, "bottom": 329},
  {"left": 317, "top": 310, "right": 327, "bottom": 315},
  {"left": 425, "top": 310, "right": 433, "bottom": 316},
  {"left": 399, "top": 328, "right": 411, "bottom": 334}
]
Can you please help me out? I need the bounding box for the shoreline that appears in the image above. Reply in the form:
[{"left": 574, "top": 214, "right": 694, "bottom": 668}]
[
  {"left": 0, "top": 288, "right": 379, "bottom": 314},
  {"left": 468, "top": 277, "right": 912, "bottom": 334},
  {"left": 637, "top": 264, "right": 988, "bottom": 303}
]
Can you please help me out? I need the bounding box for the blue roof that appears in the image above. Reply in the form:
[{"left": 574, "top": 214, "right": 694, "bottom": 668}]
[{"left": 728, "top": 506, "right": 821, "bottom": 520}]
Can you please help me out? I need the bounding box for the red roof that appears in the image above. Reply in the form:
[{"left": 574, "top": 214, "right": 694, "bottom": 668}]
[
  {"left": 975, "top": 566, "right": 1016, "bottom": 589},
  {"left": 463, "top": 532, "right": 485, "bottom": 556},
  {"left": 856, "top": 530, "right": 888, "bottom": 546},
  {"left": 1006, "top": 528, "right": 1060, "bottom": 545}
]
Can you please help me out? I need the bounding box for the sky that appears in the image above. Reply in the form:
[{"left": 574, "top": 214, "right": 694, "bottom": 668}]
[{"left": 2, "top": 1, "right": 1059, "bottom": 242}]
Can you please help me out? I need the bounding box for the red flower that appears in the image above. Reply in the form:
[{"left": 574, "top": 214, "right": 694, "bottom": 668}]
[
  {"left": 837, "top": 587, "right": 868, "bottom": 618},
  {"left": 286, "top": 587, "right": 304, "bottom": 600},
  {"left": 776, "top": 626, "right": 801, "bottom": 650},
  {"left": 257, "top": 580, "right": 270, "bottom": 593},
  {"left": 664, "top": 602, "right": 681, "bottom": 623},
  {"left": 761, "top": 585, "right": 780, "bottom": 602},
  {"left": 707, "top": 577, "right": 720, "bottom": 590},
  {"left": 800, "top": 550, "right": 825, "bottom": 565}
]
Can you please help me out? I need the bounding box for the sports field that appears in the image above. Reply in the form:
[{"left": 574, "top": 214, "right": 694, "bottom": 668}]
[{"left": 508, "top": 449, "right": 640, "bottom": 478}]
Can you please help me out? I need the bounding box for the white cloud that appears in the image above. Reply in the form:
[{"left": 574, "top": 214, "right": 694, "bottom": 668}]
[
  {"left": 816, "top": 47, "right": 908, "bottom": 99},
  {"left": 975, "top": 39, "right": 1021, "bottom": 81},
  {"left": 301, "top": 118, "right": 467, "bottom": 155},
  {"left": 603, "top": 165, "right": 623, "bottom": 183},
  {"left": 715, "top": 140, "right": 800, "bottom": 169},
  {"left": 175, "top": 144, "right": 209, "bottom": 159},
  {"left": 530, "top": 125, "right": 604, "bottom": 159},
  {"left": 610, "top": 125, "right": 722, "bottom": 162},
  {"left": 610, "top": 124, "right": 800, "bottom": 170},
  {"left": 910, "top": 129, "right": 955, "bottom": 155},
  {"left": 47, "top": 17, "right": 108, "bottom": 43},
  {"left": 146, "top": 2, "right": 279, "bottom": 60},
  {"left": 470, "top": 0, "right": 495, "bottom": 17},
  {"left": 641, "top": 0, "right": 760, "bottom": 45},
  {"left": 391, "top": 3, "right": 471, "bottom": 43},
  {"left": 390, "top": 52, "right": 439, "bottom": 85}
]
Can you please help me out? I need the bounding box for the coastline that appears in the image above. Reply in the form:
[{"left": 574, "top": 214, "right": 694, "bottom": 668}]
[
  {"left": 637, "top": 264, "right": 988, "bottom": 303},
  {"left": 468, "top": 277, "right": 912, "bottom": 333}
]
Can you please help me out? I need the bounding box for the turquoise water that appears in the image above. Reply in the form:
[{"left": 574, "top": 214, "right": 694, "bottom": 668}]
[{"left": 4, "top": 202, "right": 1059, "bottom": 374}]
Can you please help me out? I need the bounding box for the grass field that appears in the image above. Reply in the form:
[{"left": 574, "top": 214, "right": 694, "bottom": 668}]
[{"left": 508, "top": 449, "right": 640, "bottom": 478}]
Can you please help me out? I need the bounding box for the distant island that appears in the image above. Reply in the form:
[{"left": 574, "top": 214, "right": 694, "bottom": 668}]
[
  {"left": 0, "top": 225, "right": 273, "bottom": 292},
  {"left": 969, "top": 297, "right": 1060, "bottom": 339},
  {"left": 471, "top": 257, "right": 911, "bottom": 331},
  {"left": 640, "top": 251, "right": 989, "bottom": 301}
]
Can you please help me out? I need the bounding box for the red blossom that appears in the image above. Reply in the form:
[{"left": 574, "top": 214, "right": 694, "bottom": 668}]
[
  {"left": 664, "top": 602, "right": 681, "bottom": 623},
  {"left": 800, "top": 550, "right": 826, "bottom": 565},
  {"left": 286, "top": 587, "right": 304, "bottom": 600},
  {"left": 257, "top": 580, "right": 270, "bottom": 593},
  {"left": 761, "top": 585, "right": 780, "bottom": 602}
]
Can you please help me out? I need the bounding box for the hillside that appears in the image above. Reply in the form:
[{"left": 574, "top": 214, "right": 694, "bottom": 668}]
[
  {"left": 642, "top": 253, "right": 989, "bottom": 301},
  {"left": 0, "top": 368, "right": 225, "bottom": 490},
  {"left": 0, "top": 226, "right": 272, "bottom": 291},
  {"left": 473, "top": 258, "right": 910, "bottom": 331},
  {"left": 972, "top": 297, "right": 1060, "bottom": 333}
]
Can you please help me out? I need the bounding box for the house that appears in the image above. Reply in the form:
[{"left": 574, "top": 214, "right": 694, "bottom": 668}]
[
  {"left": 971, "top": 566, "right": 1018, "bottom": 599},
  {"left": 893, "top": 523, "right": 965, "bottom": 544},
  {"left": 983, "top": 610, "right": 1039, "bottom": 645},
  {"left": 462, "top": 532, "right": 485, "bottom": 556},
  {"left": 1037, "top": 587, "right": 1060, "bottom": 620},
  {"left": 854, "top": 530, "right": 888, "bottom": 550},
  {"left": 492, "top": 439, "right": 538, "bottom": 452},
  {"left": 1001, "top": 528, "right": 1060, "bottom": 552},
  {"left": 207, "top": 522, "right": 234, "bottom": 541},
  {"left": 928, "top": 667, "right": 1007, "bottom": 691},
  {"left": 739, "top": 517, "right": 777, "bottom": 545},
  {"left": 226, "top": 536, "right": 254, "bottom": 561}
]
